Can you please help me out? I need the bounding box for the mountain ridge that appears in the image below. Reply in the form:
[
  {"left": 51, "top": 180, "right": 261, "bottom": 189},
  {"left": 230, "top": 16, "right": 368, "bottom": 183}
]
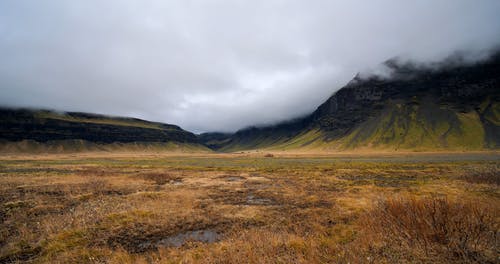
[
  {"left": 0, "top": 108, "right": 210, "bottom": 153},
  {"left": 1, "top": 53, "right": 498, "bottom": 153},
  {"left": 205, "top": 52, "right": 500, "bottom": 152}
]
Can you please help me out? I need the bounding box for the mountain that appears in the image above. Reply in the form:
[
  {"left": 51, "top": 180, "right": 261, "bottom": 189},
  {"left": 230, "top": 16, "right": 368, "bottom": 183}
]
[
  {"left": 207, "top": 52, "right": 500, "bottom": 152},
  {"left": 0, "top": 108, "right": 209, "bottom": 153},
  {"left": 2, "top": 53, "right": 499, "bottom": 153}
]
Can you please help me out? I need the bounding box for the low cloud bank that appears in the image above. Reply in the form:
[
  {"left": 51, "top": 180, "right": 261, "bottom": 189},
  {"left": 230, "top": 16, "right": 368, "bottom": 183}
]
[{"left": 1, "top": 1, "right": 499, "bottom": 132}]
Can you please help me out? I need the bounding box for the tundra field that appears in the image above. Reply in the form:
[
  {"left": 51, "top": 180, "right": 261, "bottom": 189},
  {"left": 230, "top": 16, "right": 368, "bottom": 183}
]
[{"left": 0, "top": 152, "right": 499, "bottom": 263}]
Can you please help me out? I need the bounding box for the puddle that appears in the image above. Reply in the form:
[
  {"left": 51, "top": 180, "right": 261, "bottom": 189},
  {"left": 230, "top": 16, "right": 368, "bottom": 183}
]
[
  {"left": 247, "top": 176, "right": 270, "bottom": 182},
  {"left": 245, "top": 182, "right": 272, "bottom": 190},
  {"left": 218, "top": 175, "right": 246, "bottom": 182},
  {"left": 139, "top": 229, "right": 220, "bottom": 250},
  {"left": 246, "top": 194, "right": 272, "bottom": 205},
  {"left": 171, "top": 179, "right": 183, "bottom": 185},
  {"left": 159, "top": 229, "right": 219, "bottom": 247},
  {"left": 226, "top": 176, "right": 245, "bottom": 182}
]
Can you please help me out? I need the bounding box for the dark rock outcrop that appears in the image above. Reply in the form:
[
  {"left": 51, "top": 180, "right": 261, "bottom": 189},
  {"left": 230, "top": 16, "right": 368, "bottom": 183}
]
[{"left": 0, "top": 109, "right": 199, "bottom": 144}]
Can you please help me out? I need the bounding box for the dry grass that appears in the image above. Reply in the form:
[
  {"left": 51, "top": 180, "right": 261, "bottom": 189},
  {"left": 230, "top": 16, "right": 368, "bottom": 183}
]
[
  {"left": 0, "top": 153, "right": 498, "bottom": 263},
  {"left": 459, "top": 167, "right": 500, "bottom": 185},
  {"left": 137, "top": 172, "right": 183, "bottom": 185},
  {"left": 358, "top": 196, "right": 498, "bottom": 263}
]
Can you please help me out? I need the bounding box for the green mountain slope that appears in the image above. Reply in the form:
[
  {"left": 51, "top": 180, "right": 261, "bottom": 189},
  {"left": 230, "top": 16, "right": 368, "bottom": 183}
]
[
  {"left": 340, "top": 100, "right": 489, "bottom": 150},
  {"left": 209, "top": 52, "right": 500, "bottom": 152}
]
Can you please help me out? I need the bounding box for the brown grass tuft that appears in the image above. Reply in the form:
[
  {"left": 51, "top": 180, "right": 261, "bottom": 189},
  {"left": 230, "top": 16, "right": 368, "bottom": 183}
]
[
  {"left": 460, "top": 170, "right": 500, "bottom": 185},
  {"left": 138, "top": 172, "right": 182, "bottom": 185},
  {"left": 359, "top": 196, "right": 499, "bottom": 263}
]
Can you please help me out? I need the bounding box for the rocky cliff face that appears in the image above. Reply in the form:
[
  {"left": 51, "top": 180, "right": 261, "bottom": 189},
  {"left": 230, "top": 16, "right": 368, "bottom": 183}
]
[
  {"left": 213, "top": 52, "right": 500, "bottom": 151},
  {"left": 314, "top": 54, "right": 499, "bottom": 127}
]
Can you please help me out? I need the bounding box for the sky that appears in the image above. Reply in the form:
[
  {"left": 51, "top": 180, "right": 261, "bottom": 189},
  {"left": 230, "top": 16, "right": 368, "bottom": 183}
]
[{"left": 1, "top": 1, "right": 500, "bottom": 133}]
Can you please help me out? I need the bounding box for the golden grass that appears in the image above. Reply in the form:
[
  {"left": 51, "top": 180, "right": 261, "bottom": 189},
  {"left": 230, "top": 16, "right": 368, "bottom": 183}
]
[{"left": 0, "top": 153, "right": 498, "bottom": 263}]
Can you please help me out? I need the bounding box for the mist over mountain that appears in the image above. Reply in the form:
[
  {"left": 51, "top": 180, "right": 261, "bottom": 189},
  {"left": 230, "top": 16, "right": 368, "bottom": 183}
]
[
  {"left": 206, "top": 51, "right": 500, "bottom": 151},
  {"left": 1, "top": 50, "right": 499, "bottom": 152},
  {"left": 1, "top": 1, "right": 500, "bottom": 132}
]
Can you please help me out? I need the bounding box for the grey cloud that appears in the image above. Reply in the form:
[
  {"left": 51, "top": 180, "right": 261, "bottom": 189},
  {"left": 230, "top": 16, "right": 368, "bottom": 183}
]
[{"left": 1, "top": 0, "right": 499, "bottom": 132}]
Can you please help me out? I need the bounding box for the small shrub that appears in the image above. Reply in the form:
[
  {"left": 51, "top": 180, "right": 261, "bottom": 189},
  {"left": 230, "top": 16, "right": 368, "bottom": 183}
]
[
  {"left": 138, "top": 172, "right": 181, "bottom": 185},
  {"left": 460, "top": 170, "right": 499, "bottom": 185},
  {"left": 360, "top": 196, "right": 498, "bottom": 263},
  {"left": 84, "top": 179, "right": 112, "bottom": 195}
]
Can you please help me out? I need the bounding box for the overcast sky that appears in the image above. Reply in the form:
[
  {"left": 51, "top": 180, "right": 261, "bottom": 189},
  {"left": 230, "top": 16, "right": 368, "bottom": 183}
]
[{"left": 1, "top": 1, "right": 499, "bottom": 133}]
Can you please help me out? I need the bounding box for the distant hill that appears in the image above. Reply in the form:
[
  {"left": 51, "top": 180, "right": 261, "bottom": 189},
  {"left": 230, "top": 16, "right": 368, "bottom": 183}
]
[
  {"left": 197, "top": 132, "right": 233, "bottom": 150},
  {"left": 0, "top": 109, "right": 209, "bottom": 153},
  {"left": 207, "top": 52, "right": 500, "bottom": 152}
]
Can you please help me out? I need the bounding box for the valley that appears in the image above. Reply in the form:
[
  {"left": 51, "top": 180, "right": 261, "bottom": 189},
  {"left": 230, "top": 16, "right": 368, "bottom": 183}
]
[
  {"left": 0, "top": 152, "right": 498, "bottom": 263},
  {"left": 1, "top": 2, "right": 499, "bottom": 263}
]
